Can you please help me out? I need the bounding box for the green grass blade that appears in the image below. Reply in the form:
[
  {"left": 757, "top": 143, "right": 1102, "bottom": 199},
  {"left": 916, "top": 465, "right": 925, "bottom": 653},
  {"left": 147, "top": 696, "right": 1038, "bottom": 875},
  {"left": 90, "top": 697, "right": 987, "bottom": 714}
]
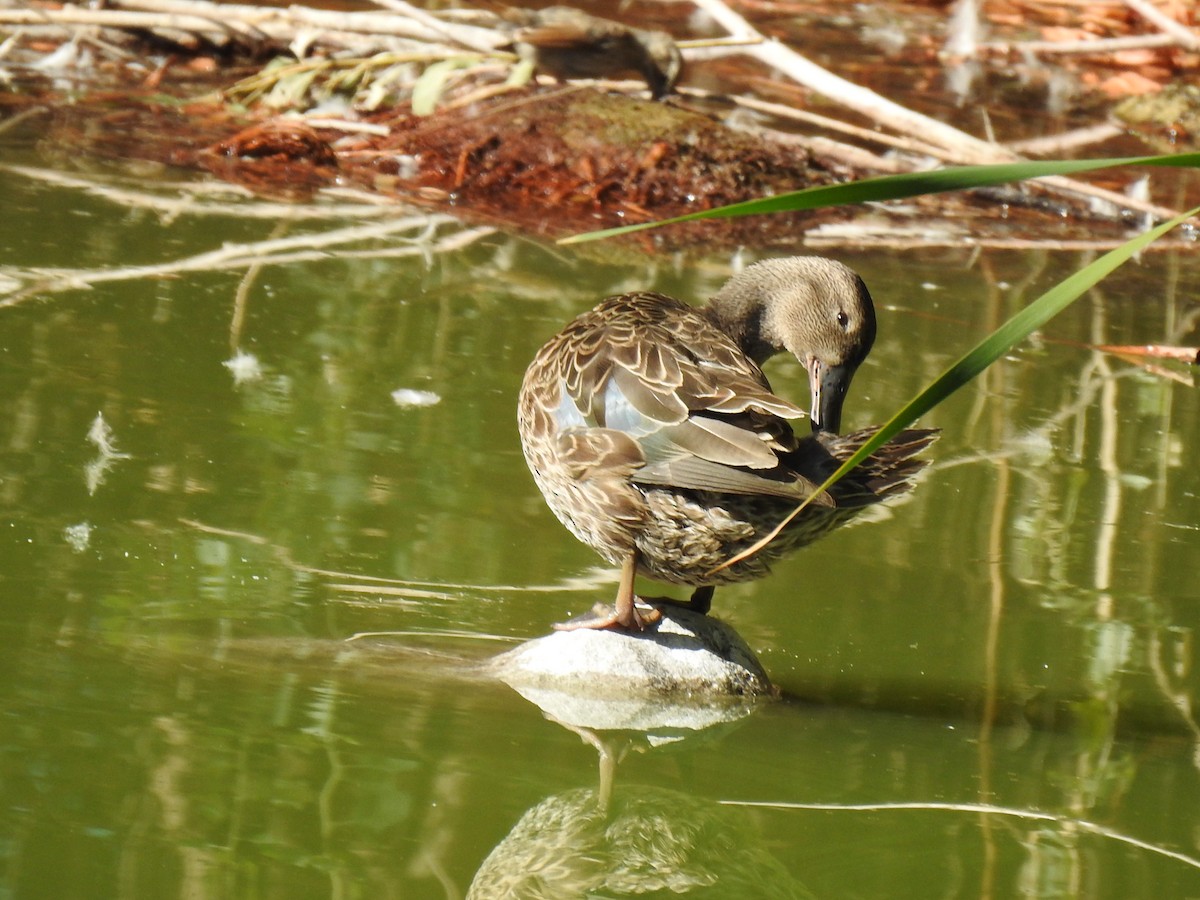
[
  {"left": 560, "top": 152, "right": 1200, "bottom": 244},
  {"left": 709, "top": 205, "right": 1200, "bottom": 574}
]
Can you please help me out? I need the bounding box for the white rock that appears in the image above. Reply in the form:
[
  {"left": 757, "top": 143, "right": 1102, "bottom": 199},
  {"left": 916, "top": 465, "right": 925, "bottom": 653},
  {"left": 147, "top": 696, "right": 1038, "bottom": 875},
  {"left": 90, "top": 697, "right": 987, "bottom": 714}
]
[{"left": 487, "top": 608, "right": 773, "bottom": 732}]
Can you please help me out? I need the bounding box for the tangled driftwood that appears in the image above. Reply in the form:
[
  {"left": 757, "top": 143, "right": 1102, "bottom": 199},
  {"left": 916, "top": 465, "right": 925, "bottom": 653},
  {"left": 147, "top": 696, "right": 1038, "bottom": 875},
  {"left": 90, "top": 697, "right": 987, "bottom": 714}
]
[{"left": 1, "top": 0, "right": 1197, "bottom": 234}]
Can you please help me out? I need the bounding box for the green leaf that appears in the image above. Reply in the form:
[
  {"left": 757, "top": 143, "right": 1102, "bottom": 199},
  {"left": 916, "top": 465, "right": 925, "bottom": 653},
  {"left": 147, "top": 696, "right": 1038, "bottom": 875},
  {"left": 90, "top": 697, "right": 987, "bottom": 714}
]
[
  {"left": 411, "top": 58, "right": 474, "bottom": 116},
  {"left": 560, "top": 152, "right": 1200, "bottom": 244}
]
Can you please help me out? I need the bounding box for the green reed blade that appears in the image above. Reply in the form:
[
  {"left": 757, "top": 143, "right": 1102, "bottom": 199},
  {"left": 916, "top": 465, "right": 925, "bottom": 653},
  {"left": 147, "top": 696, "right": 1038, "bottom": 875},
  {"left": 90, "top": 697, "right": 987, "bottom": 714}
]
[
  {"left": 815, "top": 205, "right": 1200, "bottom": 494},
  {"left": 711, "top": 205, "right": 1199, "bottom": 574},
  {"left": 559, "top": 152, "right": 1200, "bottom": 244}
]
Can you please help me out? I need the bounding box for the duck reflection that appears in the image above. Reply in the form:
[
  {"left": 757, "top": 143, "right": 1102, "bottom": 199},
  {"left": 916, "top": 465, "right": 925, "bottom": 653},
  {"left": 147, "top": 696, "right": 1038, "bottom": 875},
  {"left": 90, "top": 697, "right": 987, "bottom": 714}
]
[
  {"left": 475, "top": 628, "right": 813, "bottom": 900},
  {"left": 468, "top": 721, "right": 811, "bottom": 899}
]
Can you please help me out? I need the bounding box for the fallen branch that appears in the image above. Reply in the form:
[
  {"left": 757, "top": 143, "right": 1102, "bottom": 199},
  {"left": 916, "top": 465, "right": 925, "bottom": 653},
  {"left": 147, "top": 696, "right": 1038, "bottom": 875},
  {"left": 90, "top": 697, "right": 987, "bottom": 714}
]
[
  {"left": 2, "top": 0, "right": 1190, "bottom": 231},
  {"left": 1005, "top": 123, "right": 1126, "bottom": 157},
  {"left": 1123, "top": 0, "right": 1200, "bottom": 52},
  {"left": 115, "top": 0, "right": 507, "bottom": 50},
  {"left": 0, "top": 0, "right": 507, "bottom": 55},
  {"left": 686, "top": 0, "right": 1182, "bottom": 222},
  {"left": 368, "top": 0, "right": 501, "bottom": 53},
  {"left": 0, "top": 5, "right": 239, "bottom": 39},
  {"left": 690, "top": 0, "right": 1018, "bottom": 164},
  {"left": 979, "top": 33, "right": 1178, "bottom": 55}
]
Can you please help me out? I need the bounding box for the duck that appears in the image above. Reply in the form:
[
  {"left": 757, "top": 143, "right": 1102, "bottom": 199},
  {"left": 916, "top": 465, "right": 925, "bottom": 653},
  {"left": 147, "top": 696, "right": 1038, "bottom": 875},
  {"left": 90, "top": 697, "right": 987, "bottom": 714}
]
[
  {"left": 502, "top": 6, "right": 682, "bottom": 100},
  {"left": 517, "top": 256, "right": 937, "bottom": 631}
]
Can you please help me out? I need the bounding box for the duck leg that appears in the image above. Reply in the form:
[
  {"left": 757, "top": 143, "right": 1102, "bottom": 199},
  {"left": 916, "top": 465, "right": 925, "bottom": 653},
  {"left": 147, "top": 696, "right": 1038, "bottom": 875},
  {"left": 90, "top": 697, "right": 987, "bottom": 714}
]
[
  {"left": 688, "top": 585, "right": 714, "bottom": 614},
  {"left": 613, "top": 552, "right": 663, "bottom": 629},
  {"left": 553, "top": 552, "right": 662, "bottom": 632},
  {"left": 636, "top": 585, "right": 714, "bottom": 615}
]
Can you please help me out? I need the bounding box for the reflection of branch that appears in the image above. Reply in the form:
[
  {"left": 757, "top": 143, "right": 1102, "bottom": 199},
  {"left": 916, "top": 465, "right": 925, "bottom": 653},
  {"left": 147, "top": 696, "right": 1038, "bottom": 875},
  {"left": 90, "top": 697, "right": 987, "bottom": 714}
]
[
  {"left": 720, "top": 800, "right": 1200, "bottom": 871},
  {"left": 979, "top": 418, "right": 1009, "bottom": 898},
  {"left": 0, "top": 163, "right": 406, "bottom": 222},
  {"left": 0, "top": 216, "right": 495, "bottom": 307},
  {"left": 178, "top": 517, "right": 618, "bottom": 595},
  {"left": 345, "top": 629, "right": 520, "bottom": 644},
  {"left": 1147, "top": 630, "right": 1200, "bottom": 775},
  {"left": 805, "top": 231, "right": 1198, "bottom": 252},
  {"left": 1092, "top": 350, "right": 1120, "bottom": 598}
]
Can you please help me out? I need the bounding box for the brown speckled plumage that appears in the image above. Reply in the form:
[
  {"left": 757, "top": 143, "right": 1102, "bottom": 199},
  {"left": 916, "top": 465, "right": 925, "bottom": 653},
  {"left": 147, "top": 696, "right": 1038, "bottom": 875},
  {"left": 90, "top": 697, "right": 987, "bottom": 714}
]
[
  {"left": 517, "top": 257, "right": 936, "bottom": 630},
  {"left": 503, "top": 6, "right": 683, "bottom": 99}
]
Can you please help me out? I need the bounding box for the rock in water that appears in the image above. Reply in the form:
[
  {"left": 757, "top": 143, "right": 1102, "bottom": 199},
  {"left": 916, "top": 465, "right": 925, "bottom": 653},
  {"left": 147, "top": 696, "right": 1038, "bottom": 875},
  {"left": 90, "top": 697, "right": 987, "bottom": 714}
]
[{"left": 487, "top": 607, "right": 773, "bottom": 732}]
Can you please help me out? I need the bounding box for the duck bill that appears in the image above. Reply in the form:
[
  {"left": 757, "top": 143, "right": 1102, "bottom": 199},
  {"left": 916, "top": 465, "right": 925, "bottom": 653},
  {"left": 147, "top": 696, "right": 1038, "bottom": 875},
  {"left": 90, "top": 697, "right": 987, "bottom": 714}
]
[{"left": 807, "top": 358, "right": 854, "bottom": 434}]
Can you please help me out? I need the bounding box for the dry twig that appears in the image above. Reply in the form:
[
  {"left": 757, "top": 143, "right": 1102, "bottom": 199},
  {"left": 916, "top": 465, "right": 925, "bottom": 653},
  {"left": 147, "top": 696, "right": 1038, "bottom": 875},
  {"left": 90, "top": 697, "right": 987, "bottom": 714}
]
[{"left": 979, "top": 33, "right": 1178, "bottom": 55}]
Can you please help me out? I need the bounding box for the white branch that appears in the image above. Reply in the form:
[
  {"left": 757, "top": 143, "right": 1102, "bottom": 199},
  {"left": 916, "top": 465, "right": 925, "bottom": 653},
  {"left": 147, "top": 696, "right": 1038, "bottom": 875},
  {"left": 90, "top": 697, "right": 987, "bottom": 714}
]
[
  {"left": 688, "top": 0, "right": 1018, "bottom": 164},
  {"left": 1123, "top": 0, "right": 1200, "bottom": 51},
  {"left": 686, "top": 0, "right": 1184, "bottom": 221},
  {"left": 980, "top": 33, "right": 1178, "bottom": 55}
]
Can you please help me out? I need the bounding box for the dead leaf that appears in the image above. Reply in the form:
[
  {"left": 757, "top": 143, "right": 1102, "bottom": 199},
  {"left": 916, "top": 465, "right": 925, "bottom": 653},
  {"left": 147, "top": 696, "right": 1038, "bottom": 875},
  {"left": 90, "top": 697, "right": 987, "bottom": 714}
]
[{"left": 1097, "top": 71, "right": 1164, "bottom": 98}]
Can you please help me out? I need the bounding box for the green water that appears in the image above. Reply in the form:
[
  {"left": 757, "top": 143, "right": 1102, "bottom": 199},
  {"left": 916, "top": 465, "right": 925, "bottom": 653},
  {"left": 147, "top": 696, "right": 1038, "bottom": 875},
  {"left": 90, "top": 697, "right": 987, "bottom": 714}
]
[{"left": 1, "top": 157, "right": 1199, "bottom": 899}]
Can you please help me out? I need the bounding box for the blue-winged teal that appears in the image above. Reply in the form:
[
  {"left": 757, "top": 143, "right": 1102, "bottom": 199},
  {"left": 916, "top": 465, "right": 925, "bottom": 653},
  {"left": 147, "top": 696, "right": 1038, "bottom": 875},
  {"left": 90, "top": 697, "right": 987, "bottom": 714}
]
[
  {"left": 503, "top": 6, "right": 682, "bottom": 100},
  {"left": 517, "top": 257, "right": 936, "bottom": 630}
]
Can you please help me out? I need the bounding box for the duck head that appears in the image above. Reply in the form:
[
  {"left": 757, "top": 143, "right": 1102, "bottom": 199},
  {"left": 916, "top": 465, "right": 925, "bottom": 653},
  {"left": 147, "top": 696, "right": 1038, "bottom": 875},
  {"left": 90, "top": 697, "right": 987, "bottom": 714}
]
[
  {"left": 634, "top": 29, "right": 683, "bottom": 99},
  {"left": 704, "top": 257, "right": 877, "bottom": 434}
]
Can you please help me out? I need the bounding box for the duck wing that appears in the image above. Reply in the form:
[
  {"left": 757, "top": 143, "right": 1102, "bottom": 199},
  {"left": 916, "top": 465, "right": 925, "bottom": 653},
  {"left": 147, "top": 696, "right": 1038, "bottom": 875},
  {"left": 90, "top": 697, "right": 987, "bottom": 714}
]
[{"left": 552, "top": 292, "right": 831, "bottom": 503}]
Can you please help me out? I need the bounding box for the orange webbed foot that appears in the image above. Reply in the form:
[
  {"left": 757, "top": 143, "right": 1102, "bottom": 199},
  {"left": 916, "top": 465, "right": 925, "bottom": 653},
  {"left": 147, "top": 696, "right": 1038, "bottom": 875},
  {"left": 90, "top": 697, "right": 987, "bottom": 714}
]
[{"left": 553, "top": 600, "right": 662, "bottom": 632}]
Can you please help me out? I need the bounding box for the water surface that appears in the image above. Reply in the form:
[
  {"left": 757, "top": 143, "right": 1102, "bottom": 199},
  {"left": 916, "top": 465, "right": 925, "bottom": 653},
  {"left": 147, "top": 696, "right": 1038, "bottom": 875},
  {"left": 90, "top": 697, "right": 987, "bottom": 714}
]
[{"left": 1, "top": 149, "right": 1199, "bottom": 898}]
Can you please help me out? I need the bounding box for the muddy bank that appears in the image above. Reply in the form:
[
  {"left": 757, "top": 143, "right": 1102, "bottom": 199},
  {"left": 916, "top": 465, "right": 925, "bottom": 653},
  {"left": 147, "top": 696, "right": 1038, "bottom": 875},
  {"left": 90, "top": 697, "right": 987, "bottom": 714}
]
[
  {"left": 4, "top": 0, "right": 1197, "bottom": 251},
  {"left": 195, "top": 86, "right": 842, "bottom": 245}
]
